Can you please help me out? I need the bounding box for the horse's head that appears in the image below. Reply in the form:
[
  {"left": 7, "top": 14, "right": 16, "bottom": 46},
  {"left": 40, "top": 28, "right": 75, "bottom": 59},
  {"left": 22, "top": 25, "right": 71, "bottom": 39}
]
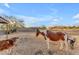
[
  {"left": 36, "top": 28, "right": 41, "bottom": 37},
  {"left": 36, "top": 29, "right": 47, "bottom": 40}
]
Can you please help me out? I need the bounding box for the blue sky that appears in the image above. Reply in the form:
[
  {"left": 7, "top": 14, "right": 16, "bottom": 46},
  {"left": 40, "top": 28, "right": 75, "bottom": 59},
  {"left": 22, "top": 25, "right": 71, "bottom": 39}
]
[{"left": 0, "top": 3, "right": 79, "bottom": 27}]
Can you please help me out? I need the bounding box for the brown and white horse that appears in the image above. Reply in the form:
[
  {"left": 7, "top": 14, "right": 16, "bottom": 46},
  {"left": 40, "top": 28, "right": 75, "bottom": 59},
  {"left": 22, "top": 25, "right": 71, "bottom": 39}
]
[{"left": 36, "top": 28, "right": 76, "bottom": 50}]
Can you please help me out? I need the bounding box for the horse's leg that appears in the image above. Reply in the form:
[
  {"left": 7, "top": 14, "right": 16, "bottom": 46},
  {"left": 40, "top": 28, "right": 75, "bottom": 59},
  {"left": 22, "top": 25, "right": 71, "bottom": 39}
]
[
  {"left": 59, "top": 40, "right": 64, "bottom": 50},
  {"left": 64, "top": 41, "right": 68, "bottom": 50},
  {"left": 46, "top": 38, "right": 50, "bottom": 50},
  {"left": 43, "top": 31, "right": 50, "bottom": 50},
  {"left": 64, "top": 34, "right": 69, "bottom": 51}
]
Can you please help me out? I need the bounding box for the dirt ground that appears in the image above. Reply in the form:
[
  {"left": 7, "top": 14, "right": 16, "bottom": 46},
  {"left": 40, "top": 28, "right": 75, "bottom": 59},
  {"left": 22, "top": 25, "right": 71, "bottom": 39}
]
[{"left": 0, "top": 32, "right": 79, "bottom": 55}]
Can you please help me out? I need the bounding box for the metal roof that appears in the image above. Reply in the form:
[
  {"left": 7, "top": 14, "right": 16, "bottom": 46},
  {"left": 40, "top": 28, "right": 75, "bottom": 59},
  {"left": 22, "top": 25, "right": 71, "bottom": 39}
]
[{"left": 0, "top": 16, "right": 9, "bottom": 24}]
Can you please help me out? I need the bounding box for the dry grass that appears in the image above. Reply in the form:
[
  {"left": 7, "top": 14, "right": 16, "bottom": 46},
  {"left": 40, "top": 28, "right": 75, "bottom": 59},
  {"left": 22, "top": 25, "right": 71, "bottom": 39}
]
[{"left": 0, "top": 31, "right": 79, "bottom": 55}]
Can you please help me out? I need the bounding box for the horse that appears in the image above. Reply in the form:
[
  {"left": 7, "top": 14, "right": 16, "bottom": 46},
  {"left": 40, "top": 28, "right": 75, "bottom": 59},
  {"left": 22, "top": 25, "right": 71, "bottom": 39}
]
[
  {"left": 0, "top": 37, "right": 18, "bottom": 51},
  {"left": 36, "top": 28, "right": 76, "bottom": 50}
]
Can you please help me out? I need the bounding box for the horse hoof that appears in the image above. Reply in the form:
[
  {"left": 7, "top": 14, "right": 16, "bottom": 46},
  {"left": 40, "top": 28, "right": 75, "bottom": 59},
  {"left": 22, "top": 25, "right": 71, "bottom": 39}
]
[
  {"left": 35, "top": 50, "right": 43, "bottom": 55},
  {"left": 48, "top": 50, "right": 53, "bottom": 55}
]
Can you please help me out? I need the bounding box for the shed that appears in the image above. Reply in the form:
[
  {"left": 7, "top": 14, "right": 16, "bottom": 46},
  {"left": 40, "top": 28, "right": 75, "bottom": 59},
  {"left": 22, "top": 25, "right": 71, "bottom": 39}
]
[{"left": 0, "top": 16, "right": 9, "bottom": 39}]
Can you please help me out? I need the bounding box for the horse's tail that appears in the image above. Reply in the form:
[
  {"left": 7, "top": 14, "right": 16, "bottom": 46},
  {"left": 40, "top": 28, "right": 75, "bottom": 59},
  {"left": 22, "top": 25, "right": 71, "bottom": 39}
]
[{"left": 64, "top": 33, "right": 69, "bottom": 50}]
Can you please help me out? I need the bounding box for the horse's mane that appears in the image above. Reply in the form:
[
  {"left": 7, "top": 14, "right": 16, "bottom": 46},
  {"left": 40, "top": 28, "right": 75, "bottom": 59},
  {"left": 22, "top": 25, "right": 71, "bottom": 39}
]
[{"left": 47, "top": 30, "right": 65, "bottom": 36}]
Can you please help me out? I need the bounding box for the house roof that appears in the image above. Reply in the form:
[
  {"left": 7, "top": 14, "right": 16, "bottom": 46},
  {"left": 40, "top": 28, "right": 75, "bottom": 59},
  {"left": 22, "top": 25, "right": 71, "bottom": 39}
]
[{"left": 0, "top": 16, "right": 9, "bottom": 24}]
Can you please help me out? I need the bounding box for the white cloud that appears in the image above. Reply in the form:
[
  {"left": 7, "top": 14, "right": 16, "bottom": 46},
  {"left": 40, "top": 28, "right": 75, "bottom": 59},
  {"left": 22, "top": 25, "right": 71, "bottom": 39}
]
[
  {"left": 74, "top": 20, "right": 79, "bottom": 26},
  {"left": 72, "top": 13, "right": 79, "bottom": 25},
  {"left": 75, "top": 20, "right": 79, "bottom": 23},
  {"left": 15, "top": 15, "right": 62, "bottom": 27},
  {"left": 53, "top": 18, "right": 59, "bottom": 22},
  {"left": 0, "top": 8, "right": 10, "bottom": 15},
  {"left": 73, "top": 13, "right": 79, "bottom": 19},
  {"left": 15, "top": 15, "right": 39, "bottom": 23},
  {"left": 16, "top": 15, "right": 61, "bottom": 23},
  {"left": 4, "top": 3, "right": 10, "bottom": 8}
]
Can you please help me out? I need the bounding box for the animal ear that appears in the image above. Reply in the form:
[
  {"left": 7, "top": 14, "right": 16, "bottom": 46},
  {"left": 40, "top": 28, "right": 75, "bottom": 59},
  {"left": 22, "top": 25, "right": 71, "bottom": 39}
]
[{"left": 36, "top": 28, "right": 40, "bottom": 33}]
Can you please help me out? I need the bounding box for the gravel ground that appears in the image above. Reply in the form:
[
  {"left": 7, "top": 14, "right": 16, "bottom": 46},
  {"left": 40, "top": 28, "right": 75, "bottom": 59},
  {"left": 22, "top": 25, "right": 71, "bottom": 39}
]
[{"left": 0, "top": 32, "right": 79, "bottom": 55}]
